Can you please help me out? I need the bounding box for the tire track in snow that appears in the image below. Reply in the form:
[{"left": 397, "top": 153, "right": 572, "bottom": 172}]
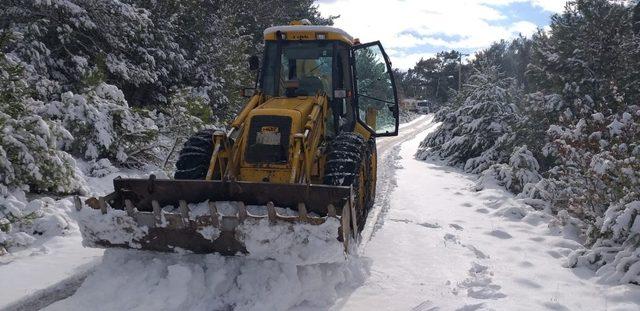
[
  {"left": 358, "top": 115, "right": 438, "bottom": 252},
  {"left": 3, "top": 266, "right": 95, "bottom": 311},
  {"left": 343, "top": 128, "right": 640, "bottom": 310}
]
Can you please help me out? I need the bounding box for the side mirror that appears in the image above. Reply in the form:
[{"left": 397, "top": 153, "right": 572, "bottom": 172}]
[{"left": 249, "top": 55, "right": 260, "bottom": 71}]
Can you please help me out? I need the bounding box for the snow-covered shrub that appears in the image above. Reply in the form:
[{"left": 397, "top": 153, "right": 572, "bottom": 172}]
[
  {"left": 87, "top": 158, "right": 119, "bottom": 178},
  {"left": 150, "top": 88, "right": 210, "bottom": 170},
  {"left": 516, "top": 92, "right": 565, "bottom": 171},
  {"left": 0, "top": 188, "right": 73, "bottom": 254},
  {"left": 0, "top": 50, "right": 82, "bottom": 193},
  {"left": 41, "top": 83, "right": 160, "bottom": 165},
  {"left": 561, "top": 106, "right": 640, "bottom": 284},
  {"left": 543, "top": 105, "right": 640, "bottom": 223},
  {"left": 417, "top": 66, "right": 521, "bottom": 173},
  {"left": 516, "top": 178, "right": 562, "bottom": 211},
  {"left": 477, "top": 145, "right": 542, "bottom": 193},
  {"left": 567, "top": 198, "right": 640, "bottom": 284}
]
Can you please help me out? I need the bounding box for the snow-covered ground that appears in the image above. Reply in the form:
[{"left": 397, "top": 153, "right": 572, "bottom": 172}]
[
  {"left": 0, "top": 164, "right": 169, "bottom": 310},
  {"left": 338, "top": 118, "right": 640, "bottom": 310},
  {"left": 3, "top": 116, "right": 640, "bottom": 310}
]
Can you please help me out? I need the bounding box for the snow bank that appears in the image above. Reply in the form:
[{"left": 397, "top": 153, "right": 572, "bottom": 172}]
[
  {"left": 0, "top": 189, "right": 75, "bottom": 256},
  {"left": 45, "top": 249, "right": 367, "bottom": 311}
]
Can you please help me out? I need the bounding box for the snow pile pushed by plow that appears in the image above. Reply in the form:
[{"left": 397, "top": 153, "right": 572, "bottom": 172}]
[
  {"left": 63, "top": 200, "right": 363, "bottom": 310},
  {"left": 45, "top": 249, "right": 366, "bottom": 311}
]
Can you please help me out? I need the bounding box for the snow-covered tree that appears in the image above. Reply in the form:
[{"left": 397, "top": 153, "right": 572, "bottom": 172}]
[
  {"left": 527, "top": 0, "right": 640, "bottom": 220},
  {"left": 40, "top": 83, "right": 164, "bottom": 165},
  {"left": 0, "top": 43, "right": 81, "bottom": 193},
  {"left": 417, "top": 65, "right": 522, "bottom": 174},
  {"left": 505, "top": 0, "right": 640, "bottom": 284},
  {"left": 413, "top": 1, "right": 640, "bottom": 284}
]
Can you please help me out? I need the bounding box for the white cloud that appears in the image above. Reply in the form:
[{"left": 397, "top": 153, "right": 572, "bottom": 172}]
[
  {"left": 509, "top": 21, "right": 539, "bottom": 36},
  {"left": 388, "top": 51, "right": 437, "bottom": 71},
  {"left": 530, "top": 0, "right": 568, "bottom": 13},
  {"left": 316, "top": 0, "right": 564, "bottom": 69}
]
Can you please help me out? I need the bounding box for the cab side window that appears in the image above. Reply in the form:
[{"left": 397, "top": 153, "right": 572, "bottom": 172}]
[{"left": 352, "top": 42, "right": 399, "bottom": 136}]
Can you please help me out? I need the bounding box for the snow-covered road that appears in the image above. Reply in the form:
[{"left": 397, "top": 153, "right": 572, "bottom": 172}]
[
  {"left": 337, "top": 117, "right": 640, "bottom": 310},
  {"left": 4, "top": 115, "right": 640, "bottom": 310}
]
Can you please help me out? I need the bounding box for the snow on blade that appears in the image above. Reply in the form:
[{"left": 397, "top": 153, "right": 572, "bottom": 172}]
[
  {"left": 238, "top": 217, "right": 344, "bottom": 265},
  {"left": 77, "top": 207, "right": 148, "bottom": 249},
  {"left": 78, "top": 199, "right": 346, "bottom": 265}
]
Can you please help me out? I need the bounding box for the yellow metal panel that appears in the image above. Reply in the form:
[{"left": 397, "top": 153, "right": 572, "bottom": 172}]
[
  {"left": 231, "top": 94, "right": 262, "bottom": 129},
  {"left": 239, "top": 168, "right": 292, "bottom": 183},
  {"left": 255, "top": 98, "right": 316, "bottom": 129},
  {"left": 354, "top": 122, "right": 372, "bottom": 141},
  {"left": 237, "top": 95, "right": 330, "bottom": 185},
  {"left": 264, "top": 31, "right": 353, "bottom": 45},
  {"left": 258, "top": 97, "right": 315, "bottom": 112}
]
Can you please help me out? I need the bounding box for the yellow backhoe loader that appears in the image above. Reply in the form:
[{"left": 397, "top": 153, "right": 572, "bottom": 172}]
[{"left": 79, "top": 20, "right": 399, "bottom": 256}]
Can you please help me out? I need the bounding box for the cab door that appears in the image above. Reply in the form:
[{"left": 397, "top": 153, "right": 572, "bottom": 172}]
[{"left": 351, "top": 41, "right": 399, "bottom": 137}]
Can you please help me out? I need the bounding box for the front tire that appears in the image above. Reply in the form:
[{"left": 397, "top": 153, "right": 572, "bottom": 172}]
[
  {"left": 323, "top": 132, "right": 370, "bottom": 231},
  {"left": 174, "top": 129, "right": 216, "bottom": 180}
]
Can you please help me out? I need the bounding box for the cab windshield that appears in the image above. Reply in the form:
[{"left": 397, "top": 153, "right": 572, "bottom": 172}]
[{"left": 261, "top": 41, "right": 335, "bottom": 97}]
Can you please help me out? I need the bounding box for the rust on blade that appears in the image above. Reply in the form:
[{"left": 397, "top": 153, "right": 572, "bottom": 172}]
[
  {"left": 266, "top": 201, "right": 277, "bottom": 223},
  {"left": 98, "top": 197, "right": 107, "bottom": 215},
  {"left": 237, "top": 201, "right": 247, "bottom": 221},
  {"left": 82, "top": 178, "right": 354, "bottom": 255},
  {"left": 152, "top": 200, "right": 162, "bottom": 226},
  {"left": 125, "top": 199, "right": 134, "bottom": 216},
  {"left": 298, "top": 203, "right": 308, "bottom": 222},
  {"left": 327, "top": 204, "right": 336, "bottom": 217},
  {"left": 110, "top": 178, "right": 351, "bottom": 216}
]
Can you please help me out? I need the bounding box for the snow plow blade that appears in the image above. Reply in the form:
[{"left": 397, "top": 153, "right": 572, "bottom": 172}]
[{"left": 78, "top": 176, "right": 355, "bottom": 256}]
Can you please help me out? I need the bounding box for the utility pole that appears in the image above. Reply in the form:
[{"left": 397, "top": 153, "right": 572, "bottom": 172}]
[{"left": 458, "top": 53, "right": 469, "bottom": 92}]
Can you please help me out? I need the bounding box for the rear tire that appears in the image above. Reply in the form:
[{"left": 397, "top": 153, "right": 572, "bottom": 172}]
[
  {"left": 323, "top": 132, "right": 370, "bottom": 232},
  {"left": 174, "top": 129, "right": 216, "bottom": 180}
]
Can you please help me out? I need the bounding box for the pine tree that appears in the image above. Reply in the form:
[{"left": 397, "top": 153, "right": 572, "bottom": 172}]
[
  {"left": 0, "top": 36, "right": 81, "bottom": 193},
  {"left": 417, "top": 65, "right": 522, "bottom": 174}
]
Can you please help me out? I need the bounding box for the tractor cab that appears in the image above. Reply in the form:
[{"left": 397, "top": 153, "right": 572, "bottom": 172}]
[{"left": 252, "top": 21, "right": 400, "bottom": 138}]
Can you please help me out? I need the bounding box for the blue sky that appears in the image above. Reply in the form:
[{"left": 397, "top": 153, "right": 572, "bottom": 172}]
[{"left": 316, "top": 0, "right": 566, "bottom": 69}]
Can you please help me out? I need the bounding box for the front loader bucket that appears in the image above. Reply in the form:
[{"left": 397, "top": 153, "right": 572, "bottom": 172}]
[{"left": 77, "top": 176, "right": 355, "bottom": 257}]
